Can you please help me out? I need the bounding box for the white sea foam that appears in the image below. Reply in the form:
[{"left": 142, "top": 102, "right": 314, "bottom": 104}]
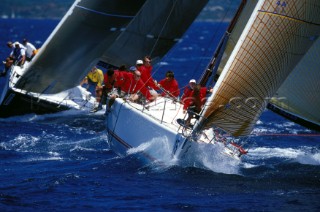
[
  {"left": 126, "top": 135, "right": 242, "bottom": 174},
  {"left": 248, "top": 147, "right": 302, "bottom": 159},
  {"left": 23, "top": 156, "right": 64, "bottom": 162},
  {"left": 127, "top": 136, "right": 175, "bottom": 166},
  {"left": 256, "top": 120, "right": 263, "bottom": 125},
  {"left": 295, "top": 152, "right": 320, "bottom": 165},
  {"left": 189, "top": 142, "right": 241, "bottom": 174},
  {"left": 70, "top": 145, "right": 100, "bottom": 152},
  {"left": 48, "top": 151, "right": 60, "bottom": 157},
  {"left": 242, "top": 162, "right": 258, "bottom": 169},
  {"left": 246, "top": 146, "right": 320, "bottom": 166},
  {"left": 0, "top": 134, "right": 39, "bottom": 152}
]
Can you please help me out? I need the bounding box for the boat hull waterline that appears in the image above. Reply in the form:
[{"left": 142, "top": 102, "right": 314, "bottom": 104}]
[{"left": 106, "top": 97, "right": 243, "bottom": 165}]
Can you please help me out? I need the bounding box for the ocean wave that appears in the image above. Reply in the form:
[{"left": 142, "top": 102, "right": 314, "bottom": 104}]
[{"left": 245, "top": 146, "right": 320, "bottom": 166}]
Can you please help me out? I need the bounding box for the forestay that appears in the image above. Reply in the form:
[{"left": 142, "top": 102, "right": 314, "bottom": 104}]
[{"left": 197, "top": 0, "right": 320, "bottom": 136}]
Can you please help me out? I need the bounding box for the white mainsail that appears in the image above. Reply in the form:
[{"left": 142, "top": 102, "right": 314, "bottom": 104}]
[{"left": 197, "top": 0, "right": 320, "bottom": 136}]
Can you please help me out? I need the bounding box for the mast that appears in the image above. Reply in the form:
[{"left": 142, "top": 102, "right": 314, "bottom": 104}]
[
  {"left": 199, "top": 0, "right": 247, "bottom": 87},
  {"left": 194, "top": 0, "right": 248, "bottom": 137}
]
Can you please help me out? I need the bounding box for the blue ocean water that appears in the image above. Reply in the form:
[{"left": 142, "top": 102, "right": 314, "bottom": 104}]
[{"left": 0, "top": 19, "right": 320, "bottom": 211}]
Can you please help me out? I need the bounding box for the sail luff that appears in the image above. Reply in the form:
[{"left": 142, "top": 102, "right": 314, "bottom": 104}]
[
  {"left": 195, "top": 0, "right": 265, "bottom": 136},
  {"left": 199, "top": 0, "right": 248, "bottom": 87},
  {"left": 195, "top": 0, "right": 320, "bottom": 137},
  {"left": 215, "top": 0, "right": 259, "bottom": 78}
]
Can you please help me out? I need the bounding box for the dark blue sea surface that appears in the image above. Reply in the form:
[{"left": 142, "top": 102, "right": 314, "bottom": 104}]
[{"left": 0, "top": 19, "right": 320, "bottom": 211}]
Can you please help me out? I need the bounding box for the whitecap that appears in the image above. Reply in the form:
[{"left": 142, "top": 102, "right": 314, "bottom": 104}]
[
  {"left": 295, "top": 152, "right": 320, "bottom": 165},
  {"left": 246, "top": 146, "right": 320, "bottom": 166}
]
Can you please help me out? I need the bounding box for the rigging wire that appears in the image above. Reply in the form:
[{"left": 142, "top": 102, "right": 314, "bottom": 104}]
[
  {"left": 189, "top": 0, "right": 235, "bottom": 82},
  {"left": 132, "top": 0, "right": 179, "bottom": 95},
  {"left": 143, "top": 0, "right": 179, "bottom": 83},
  {"left": 151, "top": 0, "right": 237, "bottom": 89},
  {"left": 134, "top": 2, "right": 241, "bottom": 110},
  {"left": 149, "top": 0, "right": 178, "bottom": 57}
]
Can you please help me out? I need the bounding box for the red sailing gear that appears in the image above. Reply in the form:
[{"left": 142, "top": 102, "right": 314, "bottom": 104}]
[
  {"left": 103, "top": 72, "right": 116, "bottom": 92},
  {"left": 183, "top": 87, "right": 207, "bottom": 111},
  {"left": 120, "top": 72, "right": 153, "bottom": 100},
  {"left": 158, "top": 78, "right": 180, "bottom": 98},
  {"left": 139, "top": 65, "right": 158, "bottom": 90},
  {"left": 181, "top": 86, "right": 193, "bottom": 102}
]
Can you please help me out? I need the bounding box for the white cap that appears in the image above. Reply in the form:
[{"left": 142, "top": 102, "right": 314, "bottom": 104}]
[
  {"left": 189, "top": 79, "right": 196, "bottom": 83},
  {"left": 136, "top": 60, "right": 143, "bottom": 65}
]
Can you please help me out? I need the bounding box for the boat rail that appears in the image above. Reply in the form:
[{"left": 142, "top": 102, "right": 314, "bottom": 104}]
[
  {"left": 121, "top": 95, "right": 182, "bottom": 125},
  {"left": 114, "top": 95, "right": 246, "bottom": 159},
  {"left": 121, "top": 95, "right": 211, "bottom": 137}
]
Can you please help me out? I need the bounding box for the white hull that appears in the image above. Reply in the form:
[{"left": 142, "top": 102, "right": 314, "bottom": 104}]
[
  {"left": 0, "top": 63, "right": 97, "bottom": 117},
  {"left": 106, "top": 97, "right": 183, "bottom": 160},
  {"left": 105, "top": 97, "right": 243, "bottom": 165}
]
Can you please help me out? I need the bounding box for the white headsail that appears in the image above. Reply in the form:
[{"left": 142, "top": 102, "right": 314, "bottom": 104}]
[{"left": 197, "top": 0, "right": 320, "bottom": 136}]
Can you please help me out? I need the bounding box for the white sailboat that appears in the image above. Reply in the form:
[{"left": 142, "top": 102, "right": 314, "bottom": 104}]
[
  {"left": 106, "top": 0, "right": 320, "bottom": 165},
  {"left": 0, "top": 0, "right": 207, "bottom": 117},
  {"left": 0, "top": 0, "right": 146, "bottom": 117},
  {"left": 0, "top": 62, "right": 95, "bottom": 118}
]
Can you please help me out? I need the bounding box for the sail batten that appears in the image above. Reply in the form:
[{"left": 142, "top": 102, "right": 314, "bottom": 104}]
[{"left": 198, "top": 0, "right": 320, "bottom": 136}]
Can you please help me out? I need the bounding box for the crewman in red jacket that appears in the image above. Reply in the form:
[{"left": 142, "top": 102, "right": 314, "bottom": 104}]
[
  {"left": 120, "top": 70, "right": 156, "bottom": 102},
  {"left": 138, "top": 56, "right": 158, "bottom": 90},
  {"left": 157, "top": 70, "right": 180, "bottom": 98},
  {"left": 182, "top": 84, "right": 210, "bottom": 126},
  {"left": 181, "top": 79, "right": 196, "bottom": 103}
]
